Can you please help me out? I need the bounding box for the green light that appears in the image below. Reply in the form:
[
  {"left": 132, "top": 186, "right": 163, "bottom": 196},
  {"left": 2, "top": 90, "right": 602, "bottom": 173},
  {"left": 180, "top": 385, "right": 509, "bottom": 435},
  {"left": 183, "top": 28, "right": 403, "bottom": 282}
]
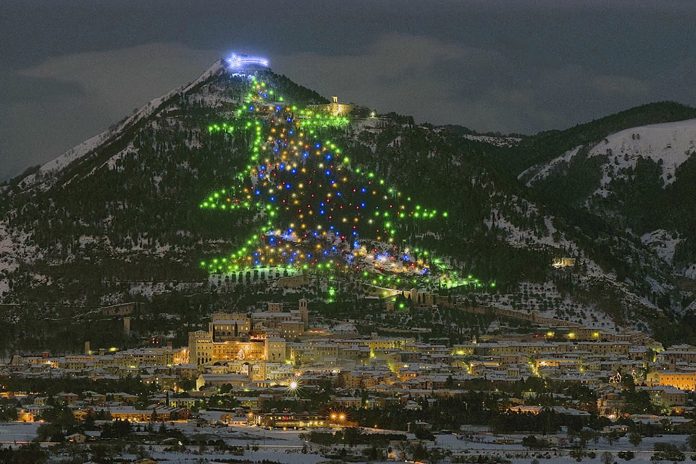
[{"left": 197, "top": 76, "right": 482, "bottom": 292}]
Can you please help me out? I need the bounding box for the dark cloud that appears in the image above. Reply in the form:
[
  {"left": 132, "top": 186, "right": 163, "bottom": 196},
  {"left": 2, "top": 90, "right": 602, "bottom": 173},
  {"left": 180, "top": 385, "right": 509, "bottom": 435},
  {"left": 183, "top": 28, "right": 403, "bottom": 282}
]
[{"left": 2, "top": 0, "right": 696, "bottom": 179}]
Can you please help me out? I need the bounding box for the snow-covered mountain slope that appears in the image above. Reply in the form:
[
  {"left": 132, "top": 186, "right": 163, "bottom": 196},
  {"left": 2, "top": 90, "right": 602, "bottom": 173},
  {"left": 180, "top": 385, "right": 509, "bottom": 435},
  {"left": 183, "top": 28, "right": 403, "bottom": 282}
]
[
  {"left": 521, "top": 118, "right": 696, "bottom": 189},
  {"left": 517, "top": 115, "right": 696, "bottom": 286},
  {"left": 0, "top": 59, "right": 691, "bottom": 336},
  {"left": 16, "top": 60, "right": 229, "bottom": 193},
  {"left": 591, "top": 119, "right": 696, "bottom": 190},
  {"left": 520, "top": 145, "right": 582, "bottom": 186},
  {"left": 462, "top": 134, "right": 521, "bottom": 147}
]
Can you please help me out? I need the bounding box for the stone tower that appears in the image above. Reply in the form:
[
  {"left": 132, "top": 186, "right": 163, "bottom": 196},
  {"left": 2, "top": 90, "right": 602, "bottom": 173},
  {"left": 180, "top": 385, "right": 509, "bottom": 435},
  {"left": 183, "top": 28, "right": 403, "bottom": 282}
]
[{"left": 298, "top": 298, "right": 309, "bottom": 329}]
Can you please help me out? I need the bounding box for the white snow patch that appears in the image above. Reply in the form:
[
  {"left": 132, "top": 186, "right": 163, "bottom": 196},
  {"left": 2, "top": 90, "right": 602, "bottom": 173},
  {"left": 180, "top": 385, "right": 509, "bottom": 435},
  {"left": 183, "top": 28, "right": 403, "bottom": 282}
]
[
  {"left": 641, "top": 229, "right": 681, "bottom": 265},
  {"left": 524, "top": 119, "right": 696, "bottom": 194},
  {"left": 590, "top": 119, "right": 696, "bottom": 194},
  {"left": 519, "top": 145, "right": 582, "bottom": 186},
  {"left": 15, "top": 60, "right": 227, "bottom": 192},
  {"left": 683, "top": 263, "right": 696, "bottom": 279},
  {"left": 463, "top": 134, "right": 522, "bottom": 147}
]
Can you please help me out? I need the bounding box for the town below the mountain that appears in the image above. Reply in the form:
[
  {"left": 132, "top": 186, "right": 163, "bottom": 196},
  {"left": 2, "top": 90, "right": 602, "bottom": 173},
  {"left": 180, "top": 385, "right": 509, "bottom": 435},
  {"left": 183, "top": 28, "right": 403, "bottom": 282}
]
[{"left": 3, "top": 297, "right": 696, "bottom": 463}]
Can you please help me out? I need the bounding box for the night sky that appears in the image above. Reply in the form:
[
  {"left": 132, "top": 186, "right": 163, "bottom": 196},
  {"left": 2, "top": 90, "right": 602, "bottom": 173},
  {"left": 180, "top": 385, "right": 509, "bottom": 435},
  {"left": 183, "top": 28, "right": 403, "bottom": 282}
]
[{"left": 2, "top": 0, "right": 696, "bottom": 179}]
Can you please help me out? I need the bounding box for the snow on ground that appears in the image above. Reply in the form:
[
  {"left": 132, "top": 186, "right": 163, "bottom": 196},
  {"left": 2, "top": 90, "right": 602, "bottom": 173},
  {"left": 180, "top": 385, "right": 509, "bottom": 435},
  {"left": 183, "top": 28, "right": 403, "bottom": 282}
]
[
  {"left": 463, "top": 134, "right": 522, "bottom": 147},
  {"left": 14, "top": 60, "right": 228, "bottom": 193},
  {"left": 485, "top": 208, "right": 564, "bottom": 250},
  {"left": 182, "top": 59, "right": 225, "bottom": 94},
  {"left": 137, "top": 429, "right": 696, "bottom": 463},
  {"left": 152, "top": 450, "right": 336, "bottom": 464},
  {"left": 686, "top": 298, "right": 696, "bottom": 313},
  {"left": 484, "top": 206, "right": 602, "bottom": 276},
  {"left": 590, "top": 119, "right": 696, "bottom": 192},
  {"left": 523, "top": 119, "right": 696, "bottom": 194},
  {"left": 150, "top": 423, "right": 329, "bottom": 463},
  {"left": 128, "top": 281, "right": 205, "bottom": 299},
  {"left": 3, "top": 421, "right": 694, "bottom": 464},
  {"left": 439, "top": 433, "right": 694, "bottom": 464},
  {"left": 683, "top": 263, "right": 696, "bottom": 279},
  {"left": 0, "top": 221, "right": 41, "bottom": 301},
  {"left": 169, "top": 423, "right": 308, "bottom": 446},
  {"left": 0, "top": 222, "right": 17, "bottom": 297},
  {"left": 479, "top": 281, "right": 618, "bottom": 331},
  {"left": 641, "top": 229, "right": 681, "bottom": 265},
  {"left": 25, "top": 133, "right": 109, "bottom": 184},
  {"left": 519, "top": 145, "right": 582, "bottom": 186},
  {"left": 0, "top": 422, "right": 40, "bottom": 444}
]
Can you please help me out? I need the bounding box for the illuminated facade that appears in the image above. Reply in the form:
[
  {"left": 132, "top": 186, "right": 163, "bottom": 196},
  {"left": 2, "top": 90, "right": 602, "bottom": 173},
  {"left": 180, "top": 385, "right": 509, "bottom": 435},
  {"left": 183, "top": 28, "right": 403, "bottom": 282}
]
[
  {"left": 188, "top": 330, "right": 265, "bottom": 366},
  {"left": 309, "top": 96, "right": 353, "bottom": 116},
  {"left": 552, "top": 257, "right": 576, "bottom": 269},
  {"left": 188, "top": 300, "right": 306, "bottom": 365},
  {"left": 647, "top": 371, "right": 696, "bottom": 391}
]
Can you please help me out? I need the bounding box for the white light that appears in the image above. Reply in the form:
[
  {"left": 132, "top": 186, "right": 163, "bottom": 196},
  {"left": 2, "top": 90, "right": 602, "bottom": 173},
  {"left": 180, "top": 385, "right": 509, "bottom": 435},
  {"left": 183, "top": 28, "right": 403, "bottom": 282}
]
[{"left": 226, "top": 53, "right": 270, "bottom": 69}]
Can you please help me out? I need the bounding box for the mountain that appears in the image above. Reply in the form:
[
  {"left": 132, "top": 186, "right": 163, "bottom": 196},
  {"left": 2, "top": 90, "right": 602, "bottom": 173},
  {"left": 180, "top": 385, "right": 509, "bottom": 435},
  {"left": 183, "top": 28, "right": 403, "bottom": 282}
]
[
  {"left": 518, "top": 112, "right": 696, "bottom": 281},
  {"left": 502, "top": 102, "right": 696, "bottom": 176},
  {"left": 1, "top": 58, "right": 695, "bottom": 351}
]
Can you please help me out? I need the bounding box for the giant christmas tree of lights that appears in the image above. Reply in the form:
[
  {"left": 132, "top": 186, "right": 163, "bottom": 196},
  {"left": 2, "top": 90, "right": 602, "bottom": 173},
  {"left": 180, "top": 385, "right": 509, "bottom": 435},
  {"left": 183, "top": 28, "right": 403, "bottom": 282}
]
[{"left": 199, "top": 61, "right": 483, "bottom": 290}]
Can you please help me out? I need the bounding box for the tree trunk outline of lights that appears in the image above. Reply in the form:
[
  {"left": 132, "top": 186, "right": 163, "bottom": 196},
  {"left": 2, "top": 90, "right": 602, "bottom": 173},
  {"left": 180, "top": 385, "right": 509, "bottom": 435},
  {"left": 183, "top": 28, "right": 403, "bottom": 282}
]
[{"left": 199, "top": 71, "right": 486, "bottom": 291}]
